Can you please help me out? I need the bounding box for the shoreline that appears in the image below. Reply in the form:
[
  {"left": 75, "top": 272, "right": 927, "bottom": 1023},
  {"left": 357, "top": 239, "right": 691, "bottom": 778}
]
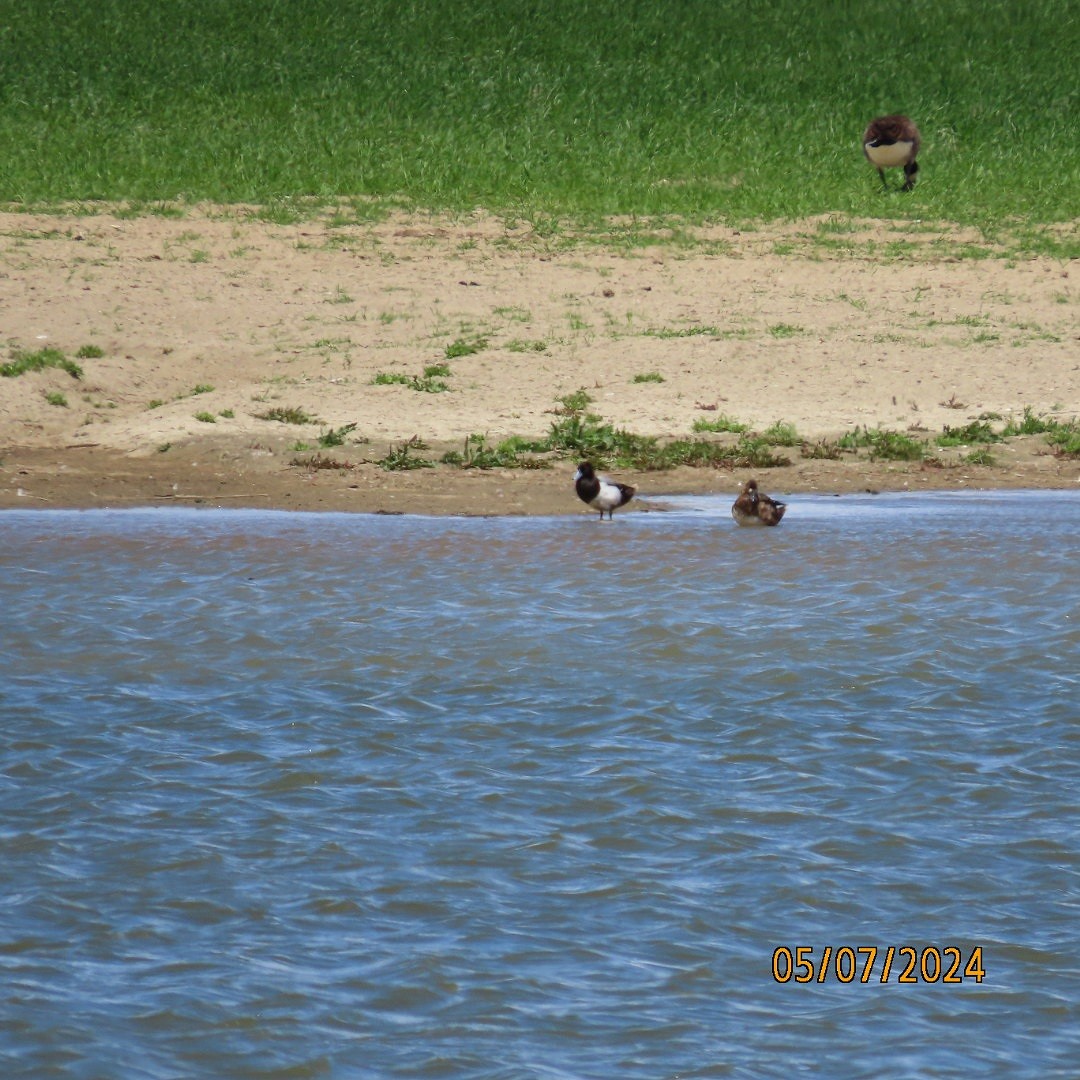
[
  {"left": 2, "top": 208, "right": 1076, "bottom": 514},
  {"left": 3, "top": 437, "right": 1076, "bottom": 516}
]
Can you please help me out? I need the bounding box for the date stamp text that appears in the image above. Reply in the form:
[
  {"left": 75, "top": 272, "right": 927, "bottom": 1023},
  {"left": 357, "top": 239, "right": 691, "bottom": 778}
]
[{"left": 772, "top": 945, "right": 985, "bottom": 984}]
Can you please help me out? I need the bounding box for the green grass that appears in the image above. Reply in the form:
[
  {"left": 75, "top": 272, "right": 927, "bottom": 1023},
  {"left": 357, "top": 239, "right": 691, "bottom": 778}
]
[
  {"left": 317, "top": 422, "right": 360, "bottom": 447},
  {"left": 379, "top": 437, "right": 435, "bottom": 471},
  {"left": 444, "top": 337, "right": 487, "bottom": 359},
  {"left": 760, "top": 421, "right": 801, "bottom": 446},
  {"left": 0, "top": 1, "right": 1076, "bottom": 236},
  {"left": 506, "top": 338, "right": 548, "bottom": 353},
  {"left": 1001, "top": 406, "right": 1057, "bottom": 436},
  {"left": 1, "top": 347, "right": 82, "bottom": 379},
  {"left": 837, "top": 426, "right": 928, "bottom": 461},
  {"left": 372, "top": 364, "right": 452, "bottom": 393},
  {"left": 292, "top": 453, "right": 356, "bottom": 471},
  {"left": 645, "top": 326, "right": 724, "bottom": 340},
  {"left": 692, "top": 414, "right": 750, "bottom": 434},
  {"left": 255, "top": 406, "right": 318, "bottom": 424},
  {"left": 632, "top": 372, "right": 665, "bottom": 384},
  {"left": 442, "top": 433, "right": 551, "bottom": 470},
  {"left": 935, "top": 420, "right": 1002, "bottom": 447}
]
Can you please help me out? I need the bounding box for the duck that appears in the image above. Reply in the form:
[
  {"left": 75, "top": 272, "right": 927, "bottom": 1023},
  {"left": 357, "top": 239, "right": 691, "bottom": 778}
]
[
  {"left": 863, "top": 115, "right": 921, "bottom": 191},
  {"left": 731, "top": 479, "right": 787, "bottom": 527},
  {"left": 574, "top": 461, "right": 636, "bottom": 520}
]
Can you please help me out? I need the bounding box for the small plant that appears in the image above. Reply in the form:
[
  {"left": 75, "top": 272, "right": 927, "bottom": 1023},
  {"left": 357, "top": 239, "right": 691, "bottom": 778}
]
[
  {"left": 157, "top": 443, "right": 172, "bottom": 453},
  {"left": 936, "top": 421, "right": 1001, "bottom": 447},
  {"left": 147, "top": 399, "right": 165, "bottom": 410},
  {"left": 444, "top": 433, "right": 549, "bottom": 470},
  {"left": 1001, "top": 407, "right": 1055, "bottom": 437},
  {"left": 545, "top": 412, "right": 659, "bottom": 466},
  {"left": 962, "top": 448, "right": 997, "bottom": 466},
  {"left": 256, "top": 406, "right": 318, "bottom": 424},
  {"left": 1, "top": 347, "right": 82, "bottom": 379},
  {"left": 692, "top": 414, "right": 749, "bottom": 434},
  {"left": 318, "top": 422, "right": 360, "bottom": 447},
  {"left": 292, "top": 453, "right": 356, "bottom": 470},
  {"left": 555, "top": 388, "right": 594, "bottom": 416},
  {"left": 219, "top": 409, "right": 235, "bottom": 419},
  {"left": 379, "top": 437, "right": 435, "bottom": 471},
  {"left": 506, "top": 338, "right": 548, "bottom": 353},
  {"left": 190, "top": 384, "right": 214, "bottom": 395},
  {"left": 632, "top": 372, "right": 665, "bottom": 383},
  {"left": 838, "top": 427, "right": 927, "bottom": 461},
  {"left": 768, "top": 323, "right": 802, "bottom": 338},
  {"left": 75, "top": 344, "right": 104, "bottom": 359},
  {"left": 194, "top": 411, "right": 216, "bottom": 423},
  {"left": 657, "top": 436, "right": 790, "bottom": 470},
  {"left": 372, "top": 364, "right": 450, "bottom": 392},
  {"left": 445, "top": 336, "right": 487, "bottom": 359},
  {"left": 645, "top": 325, "right": 722, "bottom": 339},
  {"left": 44, "top": 391, "right": 68, "bottom": 407},
  {"left": 801, "top": 438, "right": 842, "bottom": 459},
  {"left": 1046, "top": 421, "right": 1080, "bottom": 458},
  {"left": 760, "top": 421, "right": 801, "bottom": 446}
]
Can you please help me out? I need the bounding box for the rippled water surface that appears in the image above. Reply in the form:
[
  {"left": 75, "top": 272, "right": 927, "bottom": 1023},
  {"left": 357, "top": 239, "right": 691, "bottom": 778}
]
[{"left": 2, "top": 493, "right": 1078, "bottom": 1079}]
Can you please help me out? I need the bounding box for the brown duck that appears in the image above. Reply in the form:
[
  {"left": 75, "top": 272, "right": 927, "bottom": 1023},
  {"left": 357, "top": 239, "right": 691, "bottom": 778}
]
[{"left": 731, "top": 479, "right": 787, "bottom": 527}]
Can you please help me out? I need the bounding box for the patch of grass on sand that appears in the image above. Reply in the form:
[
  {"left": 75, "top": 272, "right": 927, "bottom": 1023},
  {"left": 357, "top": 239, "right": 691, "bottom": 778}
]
[
  {"left": 1, "top": 347, "right": 82, "bottom": 379},
  {"left": 378, "top": 437, "right": 435, "bottom": 470},
  {"left": 837, "top": 427, "right": 927, "bottom": 461},
  {"left": 373, "top": 364, "right": 451, "bottom": 393},
  {"left": 256, "top": 406, "right": 318, "bottom": 424}
]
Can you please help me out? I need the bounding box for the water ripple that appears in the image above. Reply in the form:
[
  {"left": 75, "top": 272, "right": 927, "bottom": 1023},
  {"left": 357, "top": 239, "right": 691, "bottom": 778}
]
[{"left": 1, "top": 494, "right": 1078, "bottom": 1078}]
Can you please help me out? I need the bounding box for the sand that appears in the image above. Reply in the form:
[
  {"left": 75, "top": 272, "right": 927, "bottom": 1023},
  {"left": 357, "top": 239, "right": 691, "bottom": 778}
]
[{"left": 1, "top": 207, "right": 1077, "bottom": 515}]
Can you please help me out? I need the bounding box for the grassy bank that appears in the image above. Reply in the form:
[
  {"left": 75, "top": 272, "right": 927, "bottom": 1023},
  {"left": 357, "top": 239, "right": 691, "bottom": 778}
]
[{"left": 0, "top": 1, "right": 1077, "bottom": 232}]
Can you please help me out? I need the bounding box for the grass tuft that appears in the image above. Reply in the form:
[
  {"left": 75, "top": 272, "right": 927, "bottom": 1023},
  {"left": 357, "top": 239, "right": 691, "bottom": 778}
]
[
  {"left": 692, "top": 414, "right": 749, "bottom": 434},
  {"left": 317, "top": 422, "right": 361, "bottom": 447},
  {"left": 1, "top": 347, "right": 83, "bottom": 379},
  {"left": 379, "top": 437, "right": 435, "bottom": 470},
  {"left": 256, "top": 406, "right": 318, "bottom": 424},
  {"left": 935, "top": 420, "right": 1002, "bottom": 447},
  {"left": 837, "top": 427, "right": 927, "bottom": 461},
  {"left": 292, "top": 453, "right": 356, "bottom": 470},
  {"left": 445, "top": 337, "right": 487, "bottom": 359},
  {"left": 373, "top": 364, "right": 451, "bottom": 392}
]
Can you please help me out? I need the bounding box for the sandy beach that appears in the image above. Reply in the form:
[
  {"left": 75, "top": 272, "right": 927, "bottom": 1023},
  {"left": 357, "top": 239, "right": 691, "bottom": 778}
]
[{"left": 2, "top": 208, "right": 1077, "bottom": 515}]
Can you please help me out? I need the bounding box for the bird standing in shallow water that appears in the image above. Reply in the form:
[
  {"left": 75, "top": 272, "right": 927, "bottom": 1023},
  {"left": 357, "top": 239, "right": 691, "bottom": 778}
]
[
  {"left": 863, "top": 115, "right": 921, "bottom": 191},
  {"left": 731, "top": 479, "right": 786, "bottom": 527},
  {"left": 574, "top": 461, "right": 636, "bottom": 520}
]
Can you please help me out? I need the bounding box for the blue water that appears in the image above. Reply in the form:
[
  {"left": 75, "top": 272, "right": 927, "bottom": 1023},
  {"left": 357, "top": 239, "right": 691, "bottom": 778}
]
[{"left": 2, "top": 492, "right": 1078, "bottom": 1079}]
